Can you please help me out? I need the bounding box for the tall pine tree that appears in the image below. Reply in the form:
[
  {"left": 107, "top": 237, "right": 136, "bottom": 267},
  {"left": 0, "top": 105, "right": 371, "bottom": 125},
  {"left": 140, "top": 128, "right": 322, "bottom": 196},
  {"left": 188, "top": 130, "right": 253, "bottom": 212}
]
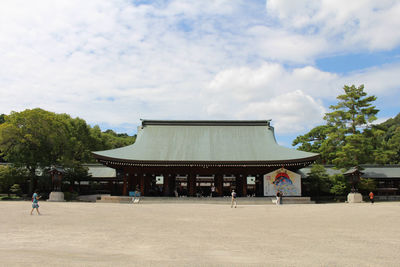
[{"left": 294, "top": 84, "right": 379, "bottom": 168}]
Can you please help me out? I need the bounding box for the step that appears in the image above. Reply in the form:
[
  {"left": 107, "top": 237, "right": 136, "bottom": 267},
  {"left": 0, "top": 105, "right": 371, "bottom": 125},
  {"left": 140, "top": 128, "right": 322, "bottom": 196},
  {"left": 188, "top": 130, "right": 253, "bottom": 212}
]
[{"left": 97, "top": 196, "right": 315, "bottom": 204}]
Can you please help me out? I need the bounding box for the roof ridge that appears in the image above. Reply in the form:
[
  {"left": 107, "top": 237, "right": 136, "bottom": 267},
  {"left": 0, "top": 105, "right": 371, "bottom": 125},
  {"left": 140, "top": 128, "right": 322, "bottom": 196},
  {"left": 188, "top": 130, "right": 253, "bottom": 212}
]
[{"left": 141, "top": 120, "right": 272, "bottom": 127}]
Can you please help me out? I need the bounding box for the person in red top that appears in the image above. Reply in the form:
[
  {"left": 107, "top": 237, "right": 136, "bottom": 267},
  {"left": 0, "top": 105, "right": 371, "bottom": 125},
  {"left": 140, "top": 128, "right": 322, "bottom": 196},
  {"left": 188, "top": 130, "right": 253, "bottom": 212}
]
[{"left": 369, "top": 191, "right": 374, "bottom": 204}]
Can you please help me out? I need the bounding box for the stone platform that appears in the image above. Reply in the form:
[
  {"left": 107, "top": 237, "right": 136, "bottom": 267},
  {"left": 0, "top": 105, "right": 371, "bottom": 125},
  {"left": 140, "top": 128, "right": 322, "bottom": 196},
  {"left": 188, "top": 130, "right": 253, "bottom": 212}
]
[
  {"left": 347, "top": 192, "right": 363, "bottom": 203},
  {"left": 47, "top": 191, "right": 65, "bottom": 202},
  {"left": 97, "top": 195, "right": 314, "bottom": 204}
]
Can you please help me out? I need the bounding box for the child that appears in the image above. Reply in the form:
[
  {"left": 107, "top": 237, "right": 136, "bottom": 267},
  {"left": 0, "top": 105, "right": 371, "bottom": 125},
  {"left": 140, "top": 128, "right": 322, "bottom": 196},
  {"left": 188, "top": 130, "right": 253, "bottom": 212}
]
[{"left": 30, "top": 190, "right": 41, "bottom": 215}]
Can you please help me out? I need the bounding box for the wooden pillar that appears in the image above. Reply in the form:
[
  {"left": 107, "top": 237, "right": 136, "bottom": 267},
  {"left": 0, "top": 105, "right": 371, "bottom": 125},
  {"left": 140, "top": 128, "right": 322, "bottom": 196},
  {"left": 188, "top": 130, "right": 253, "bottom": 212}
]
[
  {"left": 133, "top": 174, "right": 139, "bottom": 191},
  {"left": 236, "top": 175, "right": 243, "bottom": 197},
  {"left": 127, "top": 171, "right": 132, "bottom": 193},
  {"left": 108, "top": 181, "right": 113, "bottom": 194},
  {"left": 256, "top": 174, "right": 264, "bottom": 197},
  {"left": 170, "top": 174, "right": 176, "bottom": 196},
  {"left": 123, "top": 173, "right": 128, "bottom": 196},
  {"left": 163, "top": 175, "right": 170, "bottom": 196},
  {"left": 145, "top": 174, "right": 152, "bottom": 195},
  {"left": 214, "top": 174, "right": 223, "bottom": 197},
  {"left": 188, "top": 173, "right": 196, "bottom": 197},
  {"left": 140, "top": 174, "right": 145, "bottom": 195},
  {"left": 242, "top": 175, "right": 247, "bottom": 197}
]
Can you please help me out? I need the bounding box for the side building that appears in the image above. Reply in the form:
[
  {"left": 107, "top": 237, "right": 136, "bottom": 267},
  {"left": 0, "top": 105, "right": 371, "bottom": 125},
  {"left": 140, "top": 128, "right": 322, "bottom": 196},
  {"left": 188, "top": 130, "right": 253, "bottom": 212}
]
[
  {"left": 299, "top": 165, "right": 400, "bottom": 199},
  {"left": 92, "top": 120, "right": 319, "bottom": 197}
]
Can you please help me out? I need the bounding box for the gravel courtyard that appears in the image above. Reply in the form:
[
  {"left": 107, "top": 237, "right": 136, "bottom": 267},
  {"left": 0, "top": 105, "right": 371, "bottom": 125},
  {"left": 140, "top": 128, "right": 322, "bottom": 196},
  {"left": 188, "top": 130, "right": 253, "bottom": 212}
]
[{"left": 1, "top": 201, "right": 399, "bottom": 266}]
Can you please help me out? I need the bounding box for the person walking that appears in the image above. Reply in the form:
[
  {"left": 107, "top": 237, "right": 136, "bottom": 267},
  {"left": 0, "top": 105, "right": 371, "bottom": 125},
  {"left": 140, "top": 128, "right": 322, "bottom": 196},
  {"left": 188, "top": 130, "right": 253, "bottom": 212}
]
[
  {"left": 276, "top": 191, "right": 281, "bottom": 205},
  {"left": 174, "top": 188, "right": 179, "bottom": 197},
  {"left": 231, "top": 189, "right": 237, "bottom": 208},
  {"left": 30, "top": 190, "right": 41, "bottom": 215},
  {"left": 211, "top": 185, "right": 215, "bottom": 197},
  {"left": 133, "top": 185, "right": 141, "bottom": 203},
  {"left": 369, "top": 191, "right": 374, "bottom": 204}
]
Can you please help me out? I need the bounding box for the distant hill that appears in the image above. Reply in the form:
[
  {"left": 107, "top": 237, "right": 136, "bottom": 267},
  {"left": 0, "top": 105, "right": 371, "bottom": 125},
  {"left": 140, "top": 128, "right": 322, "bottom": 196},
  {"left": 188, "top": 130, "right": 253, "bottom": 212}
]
[
  {"left": 374, "top": 113, "right": 400, "bottom": 140},
  {"left": 378, "top": 113, "right": 400, "bottom": 127}
]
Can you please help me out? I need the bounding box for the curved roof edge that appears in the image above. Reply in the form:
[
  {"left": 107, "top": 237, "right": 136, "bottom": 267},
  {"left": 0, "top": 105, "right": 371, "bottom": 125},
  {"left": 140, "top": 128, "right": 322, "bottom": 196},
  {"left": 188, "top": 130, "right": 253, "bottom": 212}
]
[{"left": 92, "top": 153, "right": 319, "bottom": 166}]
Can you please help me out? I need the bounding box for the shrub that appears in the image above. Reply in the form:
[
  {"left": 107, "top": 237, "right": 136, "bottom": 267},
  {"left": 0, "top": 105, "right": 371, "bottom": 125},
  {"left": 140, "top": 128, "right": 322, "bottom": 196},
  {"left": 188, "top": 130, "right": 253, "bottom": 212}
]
[
  {"left": 10, "top": 184, "right": 22, "bottom": 196},
  {"left": 63, "top": 191, "right": 78, "bottom": 201}
]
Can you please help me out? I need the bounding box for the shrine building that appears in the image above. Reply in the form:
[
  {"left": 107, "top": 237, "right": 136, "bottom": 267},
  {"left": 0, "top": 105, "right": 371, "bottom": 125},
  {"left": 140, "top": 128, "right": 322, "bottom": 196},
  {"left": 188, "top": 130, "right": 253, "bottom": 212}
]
[{"left": 92, "top": 120, "right": 319, "bottom": 197}]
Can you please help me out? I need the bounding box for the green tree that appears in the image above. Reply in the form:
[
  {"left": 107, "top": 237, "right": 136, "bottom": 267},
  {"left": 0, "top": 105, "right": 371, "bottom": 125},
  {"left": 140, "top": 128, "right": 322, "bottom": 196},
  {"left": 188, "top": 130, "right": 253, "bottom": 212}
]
[
  {"left": 63, "top": 165, "right": 90, "bottom": 193},
  {"left": 0, "top": 109, "right": 70, "bottom": 191},
  {"left": 324, "top": 84, "right": 378, "bottom": 134},
  {"left": 58, "top": 114, "right": 97, "bottom": 165},
  {"left": 358, "top": 178, "right": 377, "bottom": 195},
  {"left": 0, "top": 114, "right": 5, "bottom": 162},
  {"left": 329, "top": 174, "right": 349, "bottom": 197},
  {"left": 332, "top": 133, "right": 372, "bottom": 167},
  {"left": 292, "top": 125, "right": 333, "bottom": 163},
  {"left": 324, "top": 85, "right": 379, "bottom": 168},
  {"left": 363, "top": 127, "right": 396, "bottom": 164},
  {"left": 294, "top": 84, "right": 379, "bottom": 168},
  {"left": 0, "top": 108, "right": 136, "bottom": 193},
  {"left": 89, "top": 126, "right": 136, "bottom": 153},
  {"left": 386, "top": 127, "right": 400, "bottom": 163},
  {"left": 375, "top": 113, "right": 400, "bottom": 163},
  {"left": 303, "top": 164, "right": 331, "bottom": 197}
]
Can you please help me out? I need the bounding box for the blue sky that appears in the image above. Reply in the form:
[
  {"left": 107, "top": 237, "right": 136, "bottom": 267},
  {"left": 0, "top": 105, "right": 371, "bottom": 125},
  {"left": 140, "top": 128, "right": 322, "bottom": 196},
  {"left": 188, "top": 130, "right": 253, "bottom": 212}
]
[{"left": 0, "top": 0, "right": 399, "bottom": 146}]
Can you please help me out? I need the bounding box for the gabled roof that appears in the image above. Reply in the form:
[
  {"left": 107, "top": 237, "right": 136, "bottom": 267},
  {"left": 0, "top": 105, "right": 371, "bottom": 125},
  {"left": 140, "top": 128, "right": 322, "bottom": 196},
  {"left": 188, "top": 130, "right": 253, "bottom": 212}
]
[
  {"left": 344, "top": 166, "right": 364, "bottom": 175},
  {"left": 299, "top": 165, "right": 400, "bottom": 179},
  {"left": 92, "top": 120, "right": 319, "bottom": 165},
  {"left": 297, "top": 166, "right": 343, "bottom": 177},
  {"left": 85, "top": 164, "right": 116, "bottom": 178},
  {"left": 360, "top": 166, "right": 400, "bottom": 179}
]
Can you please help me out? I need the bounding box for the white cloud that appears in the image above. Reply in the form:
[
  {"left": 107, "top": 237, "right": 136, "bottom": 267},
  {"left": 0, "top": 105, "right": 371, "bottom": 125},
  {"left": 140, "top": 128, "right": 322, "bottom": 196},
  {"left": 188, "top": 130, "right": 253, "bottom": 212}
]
[
  {"left": 203, "top": 63, "right": 330, "bottom": 133},
  {"left": 341, "top": 63, "right": 400, "bottom": 96},
  {"left": 247, "top": 26, "right": 329, "bottom": 64},
  {"left": 206, "top": 63, "right": 341, "bottom": 100},
  {"left": 0, "top": 0, "right": 399, "bottom": 138},
  {"left": 237, "top": 90, "right": 326, "bottom": 133},
  {"left": 203, "top": 61, "right": 400, "bottom": 133},
  {"left": 266, "top": 0, "right": 400, "bottom": 52}
]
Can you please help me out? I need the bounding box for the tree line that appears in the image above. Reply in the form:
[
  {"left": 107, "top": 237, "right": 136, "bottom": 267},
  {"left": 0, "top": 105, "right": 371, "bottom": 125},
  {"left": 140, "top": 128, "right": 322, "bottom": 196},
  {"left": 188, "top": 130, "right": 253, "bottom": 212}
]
[
  {"left": 293, "top": 84, "right": 400, "bottom": 167},
  {"left": 294, "top": 84, "right": 400, "bottom": 199},
  {"left": 0, "top": 108, "right": 135, "bottom": 196}
]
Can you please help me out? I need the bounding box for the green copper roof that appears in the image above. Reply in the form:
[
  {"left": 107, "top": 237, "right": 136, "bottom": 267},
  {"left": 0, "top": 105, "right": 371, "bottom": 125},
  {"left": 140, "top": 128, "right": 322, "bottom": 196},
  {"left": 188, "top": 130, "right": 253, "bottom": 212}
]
[{"left": 93, "top": 120, "right": 318, "bottom": 163}]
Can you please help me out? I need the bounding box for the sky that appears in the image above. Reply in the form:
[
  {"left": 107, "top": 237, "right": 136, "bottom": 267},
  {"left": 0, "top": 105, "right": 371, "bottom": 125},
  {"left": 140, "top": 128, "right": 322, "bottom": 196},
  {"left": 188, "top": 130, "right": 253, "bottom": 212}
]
[{"left": 0, "top": 0, "right": 399, "bottom": 146}]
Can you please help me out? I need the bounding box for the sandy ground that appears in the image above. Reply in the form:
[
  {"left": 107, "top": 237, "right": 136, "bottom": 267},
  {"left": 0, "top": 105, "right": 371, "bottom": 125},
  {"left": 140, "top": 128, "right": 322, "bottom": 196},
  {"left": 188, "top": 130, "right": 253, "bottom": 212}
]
[{"left": 0, "top": 201, "right": 399, "bottom": 267}]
